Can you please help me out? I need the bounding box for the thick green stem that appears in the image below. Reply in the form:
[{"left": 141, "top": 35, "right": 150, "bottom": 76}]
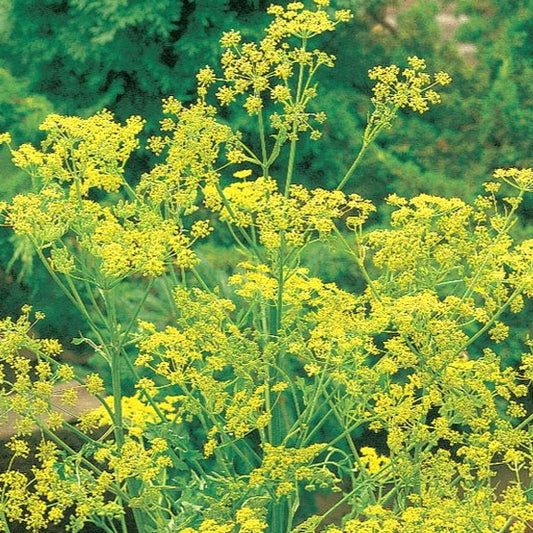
[
  {"left": 275, "top": 236, "right": 286, "bottom": 335},
  {"left": 269, "top": 500, "right": 288, "bottom": 533},
  {"left": 98, "top": 290, "right": 124, "bottom": 448},
  {"left": 97, "top": 288, "right": 150, "bottom": 533}
]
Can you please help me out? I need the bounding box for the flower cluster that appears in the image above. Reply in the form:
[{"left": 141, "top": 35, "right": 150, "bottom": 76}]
[
  {"left": 134, "top": 287, "right": 268, "bottom": 456},
  {"left": 143, "top": 97, "right": 234, "bottom": 213},
  {"left": 2, "top": 111, "right": 205, "bottom": 283},
  {"left": 204, "top": 1, "right": 352, "bottom": 147},
  {"left": 180, "top": 506, "right": 267, "bottom": 533},
  {"left": 79, "top": 393, "right": 178, "bottom": 437},
  {"left": 363, "top": 56, "right": 452, "bottom": 146},
  {"left": 1, "top": 439, "right": 123, "bottom": 532},
  {"left": 326, "top": 488, "right": 533, "bottom": 533},
  {"left": 266, "top": 2, "right": 352, "bottom": 40},
  {"left": 369, "top": 56, "right": 451, "bottom": 114},
  {"left": 249, "top": 443, "right": 337, "bottom": 498},
  {"left": 0, "top": 307, "right": 73, "bottom": 436},
  {"left": 205, "top": 175, "right": 375, "bottom": 251},
  {"left": 5, "top": 184, "right": 77, "bottom": 248},
  {"left": 78, "top": 203, "right": 196, "bottom": 279},
  {"left": 0, "top": 309, "right": 127, "bottom": 532},
  {"left": 493, "top": 166, "right": 533, "bottom": 192},
  {"left": 357, "top": 446, "right": 389, "bottom": 475},
  {"left": 11, "top": 110, "right": 143, "bottom": 194}
]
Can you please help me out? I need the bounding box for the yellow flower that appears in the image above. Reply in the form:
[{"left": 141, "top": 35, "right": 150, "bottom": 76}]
[
  {"left": 6, "top": 437, "right": 30, "bottom": 458},
  {"left": 196, "top": 66, "right": 217, "bottom": 86},
  {"left": 85, "top": 373, "right": 105, "bottom": 395},
  {"left": 359, "top": 447, "right": 390, "bottom": 475},
  {"left": 220, "top": 29, "right": 242, "bottom": 48},
  {"left": 435, "top": 70, "right": 452, "bottom": 85},
  {"left": 236, "top": 507, "right": 267, "bottom": 533},
  {"left": 233, "top": 169, "right": 253, "bottom": 179}
]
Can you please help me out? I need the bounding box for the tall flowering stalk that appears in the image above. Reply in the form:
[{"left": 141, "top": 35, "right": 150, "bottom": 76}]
[{"left": 0, "top": 2, "right": 532, "bottom": 533}]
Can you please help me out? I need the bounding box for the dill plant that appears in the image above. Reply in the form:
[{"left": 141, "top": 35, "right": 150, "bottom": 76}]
[{"left": 0, "top": 2, "right": 532, "bottom": 532}]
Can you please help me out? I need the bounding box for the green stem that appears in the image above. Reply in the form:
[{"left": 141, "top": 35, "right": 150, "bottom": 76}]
[
  {"left": 257, "top": 106, "right": 269, "bottom": 174},
  {"left": 336, "top": 104, "right": 401, "bottom": 192},
  {"left": 234, "top": 137, "right": 263, "bottom": 166},
  {"left": 269, "top": 499, "right": 288, "bottom": 533},
  {"left": 64, "top": 275, "right": 107, "bottom": 345},
  {"left": 283, "top": 135, "right": 298, "bottom": 198},
  {"left": 462, "top": 281, "right": 526, "bottom": 351},
  {"left": 35, "top": 248, "right": 84, "bottom": 311},
  {"left": 93, "top": 520, "right": 119, "bottom": 533},
  {"left": 300, "top": 388, "right": 353, "bottom": 447},
  {"left": 83, "top": 278, "right": 108, "bottom": 327},
  {"left": 333, "top": 226, "right": 382, "bottom": 302},
  {"left": 97, "top": 290, "right": 149, "bottom": 532},
  {"left": 275, "top": 236, "right": 286, "bottom": 334},
  {"left": 283, "top": 40, "right": 307, "bottom": 198},
  {"left": 291, "top": 369, "right": 334, "bottom": 446},
  {"left": 98, "top": 289, "right": 124, "bottom": 446},
  {"left": 335, "top": 143, "right": 368, "bottom": 191},
  {"left": 122, "top": 278, "right": 154, "bottom": 339}
]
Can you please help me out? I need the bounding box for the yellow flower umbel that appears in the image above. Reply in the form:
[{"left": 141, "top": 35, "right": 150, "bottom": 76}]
[
  {"left": 205, "top": 176, "right": 374, "bottom": 252},
  {"left": 3, "top": 110, "right": 205, "bottom": 284},
  {"left": 80, "top": 393, "right": 177, "bottom": 438},
  {"left": 10, "top": 110, "right": 144, "bottom": 195},
  {"left": 362, "top": 56, "right": 451, "bottom": 148},
  {"left": 0, "top": 307, "right": 73, "bottom": 436},
  {"left": 249, "top": 443, "right": 337, "bottom": 498},
  {"left": 358, "top": 447, "right": 390, "bottom": 475}
]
